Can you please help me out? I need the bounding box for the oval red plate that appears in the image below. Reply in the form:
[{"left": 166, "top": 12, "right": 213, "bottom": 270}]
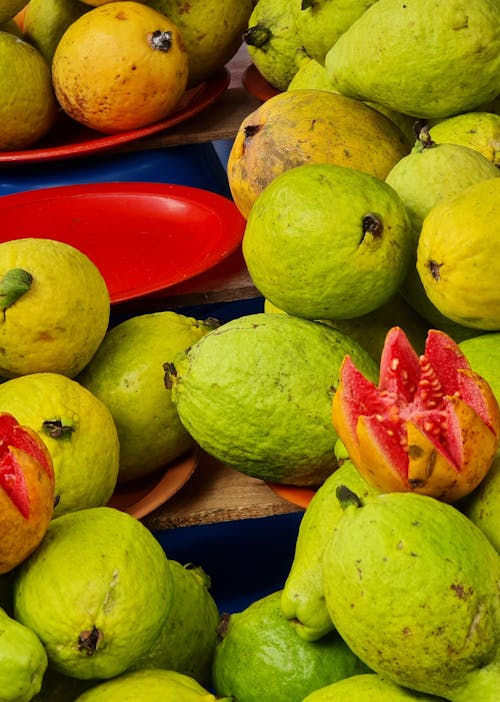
[
  {"left": 0, "top": 69, "right": 230, "bottom": 165},
  {"left": 267, "top": 483, "right": 315, "bottom": 509},
  {"left": 0, "top": 181, "right": 247, "bottom": 304},
  {"left": 242, "top": 63, "right": 280, "bottom": 102}
]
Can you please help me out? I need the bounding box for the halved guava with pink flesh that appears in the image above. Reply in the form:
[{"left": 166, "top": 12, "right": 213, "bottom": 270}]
[{"left": 332, "top": 326, "right": 500, "bottom": 502}]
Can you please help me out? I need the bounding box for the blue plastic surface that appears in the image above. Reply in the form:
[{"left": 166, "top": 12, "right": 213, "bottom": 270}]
[
  {"left": 154, "top": 511, "right": 304, "bottom": 615},
  {"left": 0, "top": 144, "right": 232, "bottom": 198}
]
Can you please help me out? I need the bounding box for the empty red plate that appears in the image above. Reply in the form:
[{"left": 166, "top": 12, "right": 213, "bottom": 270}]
[{"left": 0, "top": 181, "right": 247, "bottom": 304}]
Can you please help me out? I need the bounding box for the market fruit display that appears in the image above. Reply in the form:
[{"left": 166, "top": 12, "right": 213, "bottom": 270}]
[
  {"left": 73, "top": 668, "right": 230, "bottom": 701},
  {"left": 146, "top": 0, "right": 253, "bottom": 87},
  {"left": 325, "top": 0, "right": 500, "bottom": 119},
  {"left": 242, "top": 163, "right": 413, "bottom": 320},
  {"left": 417, "top": 178, "right": 500, "bottom": 330},
  {"left": 166, "top": 312, "right": 378, "bottom": 486},
  {"left": 78, "top": 312, "right": 216, "bottom": 483},
  {"left": 0, "top": 413, "right": 54, "bottom": 575},
  {"left": 0, "top": 238, "right": 110, "bottom": 379},
  {"left": 13, "top": 507, "right": 174, "bottom": 680},
  {"left": 227, "top": 89, "right": 410, "bottom": 219},
  {"left": 212, "top": 590, "right": 369, "bottom": 702},
  {"left": 0, "top": 606, "right": 48, "bottom": 702},
  {"left": 281, "top": 458, "right": 380, "bottom": 642},
  {"left": 0, "top": 373, "right": 120, "bottom": 518},
  {"left": 0, "top": 30, "right": 58, "bottom": 150},
  {"left": 322, "top": 491, "right": 500, "bottom": 700},
  {"left": 52, "top": 1, "right": 188, "bottom": 133},
  {"left": 332, "top": 326, "right": 500, "bottom": 502}
]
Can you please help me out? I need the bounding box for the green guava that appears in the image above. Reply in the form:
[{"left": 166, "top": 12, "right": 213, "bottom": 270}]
[
  {"left": 165, "top": 312, "right": 378, "bottom": 486},
  {"left": 429, "top": 111, "right": 500, "bottom": 166},
  {"left": 281, "top": 459, "right": 380, "bottom": 642},
  {"left": 243, "top": 162, "right": 413, "bottom": 320},
  {"left": 302, "top": 673, "right": 445, "bottom": 700},
  {"left": 325, "top": 0, "right": 500, "bottom": 119},
  {"left": 293, "top": 0, "right": 379, "bottom": 65},
  {"left": 416, "top": 178, "right": 500, "bottom": 330},
  {"left": 0, "top": 607, "right": 47, "bottom": 702},
  {"left": 78, "top": 312, "right": 216, "bottom": 484},
  {"left": 73, "top": 669, "right": 228, "bottom": 701},
  {"left": 13, "top": 507, "right": 173, "bottom": 680},
  {"left": 130, "top": 560, "right": 220, "bottom": 688},
  {"left": 243, "top": 0, "right": 303, "bottom": 91},
  {"left": 146, "top": 0, "right": 253, "bottom": 87},
  {"left": 23, "top": 0, "right": 88, "bottom": 63},
  {"left": 458, "top": 332, "right": 500, "bottom": 403},
  {"left": 323, "top": 491, "right": 500, "bottom": 700},
  {"left": 212, "top": 590, "right": 370, "bottom": 702},
  {"left": 385, "top": 136, "right": 499, "bottom": 335}
]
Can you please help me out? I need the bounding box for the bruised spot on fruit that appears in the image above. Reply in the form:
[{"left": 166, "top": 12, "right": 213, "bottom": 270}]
[
  {"left": 42, "top": 419, "right": 74, "bottom": 440},
  {"left": 360, "top": 213, "right": 383, "bottom": 244},
  {"left": 450, "top": 583, "right": 473, "bottom": 600},
  {"left": 407, "top": 444, "right": 424, "bottom": 459},
  {"left": 149, "top": 30, "right": 173, "bottom": 52},
  {"left": 163, "top": 362, "right": 176, "bottom": 389},
  {"left": 78, "top": 625, "right": 103, "bottom": 656},
  {"left": 243, "top": 124, "right": 262, "bottom": 151},
  {"left": 428, "top": 260, "right": 442, "bottom": 281}
]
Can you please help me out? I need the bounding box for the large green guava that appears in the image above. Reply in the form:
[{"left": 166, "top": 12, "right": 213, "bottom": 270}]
[
  {"left": 323, "top": 491, "right": 500, "bottom": 700},
  {"left": 243, "top": 163, "right": 413, "bottom": 320},
  {"left": 13, "top": 507, "right": 173, "bottom": 680},
  {"left": 165, "top": 312, "right": 378, "bottom": 486},
  {"left": 212, "top": 590, "right": 370, "bottom": 702},
  {"left": 385, "top": 136, "right": 499, "bottom": 336},
  {"left": 130, "top": 560, "right": 220, "bottom": 688},
  {"left": 0, "top": 607, "right": 47, "bottom": 702},
  {"left": 325, "top": 0, "right": 500, "bottom": 119},
  {"left": 281, "top": 459, "right": 380, "bottom": 642}
]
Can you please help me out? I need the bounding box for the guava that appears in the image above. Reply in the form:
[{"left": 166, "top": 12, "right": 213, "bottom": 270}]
[
  {"left": 0, "top": 607, "right": 48, "bottom": 702},
  {"left": 243, "top": 163, "right": 413, "bottom": 320},
  {"left": 23, "top": 0, "right": 89, "bottom": 63},
  {"left": 333, "top": 326, "right": 500, "bottom": 502},
  {"left": 213, "top": 590, "right": 369, "bottom": 702},
  {"left": 13, "top": 507, "right": 174, "bottom": 680},
  {"left": 416, "top": 178, "right": 500, "bottom": 330},
  {"left": 227, "top": 88, "right": 410, "bottom": 219},
  {"left": 322, "top": 490, "right": 500, "bottom": 700},
  {"left": 302, "top": 673, "right": 445, "bottom": 701},
  {"left": 146, "top": 0, "right": 253, "bottom": 87},
  {"left": 385, "top": 134, "right": 499, "bottom": 335},
  {"left": 281, "top": 459, "right": 380, "bottom": 642},
  {"left": 165, "top": 312, "right": 378, "bottom": 486},
  {"left": 292, "top": 0, "right": 379, "bottom": 65},
  {"left": 461, "top": 452, "right": 500, "bottom": 555},
  {"left": 458, "top": 332, "right": 500, "bottom": 405},
  {"left": 243, "top": 0, "right": 303, "bottom": 91},
  {"left": 429, "top": 111, "right": 500, "bottom": 166},
  {"left": 78, "top": 312, "right": 216, "bottom": 483},
  {"left": 73, "top": 669, "right": 229, "bottom": 701},
  {"left": 131, "top": 561, "right": 220, "bottom": 688},
  {"left": 325, "top": 0, "right": 500, "bottom": 119},
  {"left": 0, "top": 412, "right": 55, "bottom": 574}
]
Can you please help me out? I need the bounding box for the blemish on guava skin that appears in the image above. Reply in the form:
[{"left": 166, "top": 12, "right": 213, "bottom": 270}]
[
  {"left": 77, "top": 625, "right": 103, "bottom": 656},
  {"left": 360, "top": 213, "right": 383, "bottom": 245},
  {"left": 428, "top": 260, "right": 442, "bottom": 281},
  {"left": 243, "top": 124, "right": 262, "bottom": 146},
  {"left": 149, "top": 30, "right": 173, "bottom": 52},
  {"left": 451, "top": 583, "right": 474, "bottom": 600}
]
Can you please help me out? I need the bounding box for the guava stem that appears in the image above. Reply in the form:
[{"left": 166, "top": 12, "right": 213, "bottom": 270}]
[
  {"left": 243, "top": 24, "right": 272, "bottom": 48},
  {"left": 448, "top": 656, "right": 500, "bottom": 702},
  {"left": 336, "top": 484, "right": 362, "bottom": 510},
  {"left": 149, "top": 30, "right": 173, "bottom": 52},
  {"left": 301, "top": 0, "right": 318, "bottom": 9},
  {"left": 0, "top": 268, "right": 32, "bottom": 312}
]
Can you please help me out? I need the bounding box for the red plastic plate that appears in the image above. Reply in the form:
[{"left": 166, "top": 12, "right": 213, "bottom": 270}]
[
  {"left": 267, "top": 483, "right": 315, "bottom": 509},
  {"left": 0, "top": 181, "right": 246, "bottom": 304},
  {"left": 242, "top": 63, "right": 280, "bottom": 102},
  {"left": 0, "top": 69, "right": 230, "bottom": 164}
]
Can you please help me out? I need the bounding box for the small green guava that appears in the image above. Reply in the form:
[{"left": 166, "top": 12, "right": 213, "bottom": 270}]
[
  {"left": 461, "top": 453, "right": 500, "bottom": 555},
  {"left": 213, "top": 590, "right": 370, "bottom": 702},
  {"left": 243, "top": 163, "right": 413, "bottom": 320},
  {"left": 301, "top": 673, "right": 445, "bottom": 701},
  {"left": 429, "top": 111, "right": 500, "bottom": 166},
  {"left": 323, "top": 491, "right": 500, "bottom": 700},
  {"left": 13, "top": 507, "right": 173, "bottom": 680}
]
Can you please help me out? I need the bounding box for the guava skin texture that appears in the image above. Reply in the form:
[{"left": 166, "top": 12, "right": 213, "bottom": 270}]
[
  {"left": 325, "top": 0, "right": 500, "bottom": 119},
  {"left": 322, "top": 491, "right": 500, "bottom": 701}
]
